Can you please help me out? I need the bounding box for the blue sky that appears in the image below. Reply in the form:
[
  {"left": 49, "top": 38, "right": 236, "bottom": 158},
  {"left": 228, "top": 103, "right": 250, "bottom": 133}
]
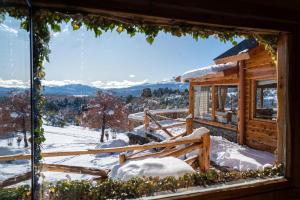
[{"left": 0, "top": 17, "right": 241, "bottom": 88}]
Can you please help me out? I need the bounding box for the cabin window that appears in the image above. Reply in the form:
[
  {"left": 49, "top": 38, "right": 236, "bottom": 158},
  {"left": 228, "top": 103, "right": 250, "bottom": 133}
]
[
  {"left": 215, "top": 85, "right": 238, "bottom": 125},
  {"left": 254, "top": 80, "right": 278, "bottom": 120},
  {"left": 194, "top": 86, "right": 212, "bottom": 120}
]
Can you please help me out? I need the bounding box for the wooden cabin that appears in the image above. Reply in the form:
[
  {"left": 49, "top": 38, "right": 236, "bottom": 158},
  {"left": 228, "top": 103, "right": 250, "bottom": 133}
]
[{"left": 179, "top": 39, "right": 278, "bottom": 153}]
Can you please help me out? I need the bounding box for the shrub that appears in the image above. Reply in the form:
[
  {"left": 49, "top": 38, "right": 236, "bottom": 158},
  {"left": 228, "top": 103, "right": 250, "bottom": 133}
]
[{"left": 0, "top": 164, "right": 284, "bottom": 200}]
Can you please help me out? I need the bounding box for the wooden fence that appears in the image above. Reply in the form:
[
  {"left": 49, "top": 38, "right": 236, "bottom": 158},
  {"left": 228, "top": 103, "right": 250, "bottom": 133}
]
[{"left": 0, "top": 121, "right": 210, "bottom": 188}]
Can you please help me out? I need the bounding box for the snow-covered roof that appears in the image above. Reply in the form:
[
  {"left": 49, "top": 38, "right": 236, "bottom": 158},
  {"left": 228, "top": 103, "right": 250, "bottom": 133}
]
[{"left": 180, "top": 62, "right": 237, "bottom": 82}]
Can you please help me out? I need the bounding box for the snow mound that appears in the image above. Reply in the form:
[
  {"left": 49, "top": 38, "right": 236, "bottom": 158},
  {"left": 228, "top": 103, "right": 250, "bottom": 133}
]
[
  {"left": 111, "top": 157, "right": 195, "bottom": 181},
  {"left": 181, "top": 62, "right": 237, "bottom": 82},
  {"left": 210, "top": 136, "right": 275, "bottom": 171},
  {"left": 177, "top": 127, "right": 209, "bottom": 141},
  {"left": 186, "top": 136, "right": 275, "bottom": 171},
  {"left": 95, "top": 138, "right": 128, "bottom": 157}
]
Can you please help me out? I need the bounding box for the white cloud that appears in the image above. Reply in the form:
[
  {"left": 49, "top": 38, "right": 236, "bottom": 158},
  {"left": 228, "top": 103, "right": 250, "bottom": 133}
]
[
  {"left": 0, "top": 79, "right": 28, "bottom": 88},
  {"left": 129, "top": 74, "right": 136, "bottom": 78},
  {"left": 42, "top": 80, "right": 83, "bottom": 87},
  {"left": 0, "top": 24, "right": 18, "bottom": 35},
  {"left": 90, "top": 79, "right": 148, "bottom": 89},
  {"left": 0, "top": 79, "right": 151, "bottom": 89}
]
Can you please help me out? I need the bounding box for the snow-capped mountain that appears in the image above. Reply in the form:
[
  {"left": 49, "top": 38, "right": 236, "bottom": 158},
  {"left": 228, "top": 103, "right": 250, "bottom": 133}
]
[{"left": 0, "top": 81, "right": 188, "bottom": 97}]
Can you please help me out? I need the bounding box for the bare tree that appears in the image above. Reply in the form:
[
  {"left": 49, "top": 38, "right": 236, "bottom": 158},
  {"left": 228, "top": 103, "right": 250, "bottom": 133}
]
[
  {"left": 0, "top": 91, "right": 31, "bottom": 147},
  {"left": 80, "top": 91, "right": 128, "bottom": 143}
]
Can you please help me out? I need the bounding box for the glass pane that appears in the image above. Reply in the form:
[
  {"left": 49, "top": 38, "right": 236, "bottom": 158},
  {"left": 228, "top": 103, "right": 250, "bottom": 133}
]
[
  {"left": 215, "top": 85, "right": 238, "bottom": 125},
  {"left": 0, "top": 2, "right": 31, "bottom": 193},
  {"left": 194, "top": 86, "right": 212, "bottom": 120},
  {"left": 255, "top": 80, "right": 277, "bottom": 120}
]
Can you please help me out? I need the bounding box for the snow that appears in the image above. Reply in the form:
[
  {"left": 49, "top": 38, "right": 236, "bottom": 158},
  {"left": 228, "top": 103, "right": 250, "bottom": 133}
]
[
  {"left": 10, "top": 112, "right": 19, "bottom": 118},
  {"left": 110, "top": 157, "right": 195, "bottom": 181},
  {"left": 176, "top": 127, "right": 209, "bottom": 141},
  {"left": 180, "top": 62, "right": 237, "bottom": 82},
  {"left": 0, "top": 124, "right": 275, "bottom": 184},
  {"left": 95, "top": 138, "right": 128, "bottom": 157},
  {"left": 210, "top": 136, "right": 275, "bottom": 170},
  {"left": 186, "top": 135, "right": 275, "bottom": 171}
]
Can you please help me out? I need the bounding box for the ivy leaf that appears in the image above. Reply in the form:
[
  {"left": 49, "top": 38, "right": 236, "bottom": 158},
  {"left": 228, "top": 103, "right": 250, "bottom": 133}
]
[
  {"left": 94, "top": 28, "right": 102, "bottom": 37},
  {"left": 20, "top": 20, "right": 29, "bottom": 31},
  {"left": 146, "top": 36, "right": 154, "bottom": 44},
  {"left": 63, "top": 16, "right": 71, "bottom": 23},
  {"left": 116, "top": 26, "right": 123, "bottom": 33},
  {"left": 192, "top": 33, "right": 199, "bottom": 42},
  {"left": 51, "top": 24, "right": 61, "bottom": 32},
  {"left": 71, "top": 21, "right": 81, "bottom": 30}
]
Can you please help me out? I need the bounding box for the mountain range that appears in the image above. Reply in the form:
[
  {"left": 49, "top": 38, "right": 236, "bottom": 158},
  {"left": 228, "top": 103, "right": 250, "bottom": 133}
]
[{"left": 0, "top": 81, "right": 188, "bottom": 97}]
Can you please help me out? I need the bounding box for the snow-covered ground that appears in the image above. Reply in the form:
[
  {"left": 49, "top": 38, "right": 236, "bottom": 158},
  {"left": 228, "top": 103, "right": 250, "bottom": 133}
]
[{"left": 0, "top": 124, "right": 275, "bottom": 184}]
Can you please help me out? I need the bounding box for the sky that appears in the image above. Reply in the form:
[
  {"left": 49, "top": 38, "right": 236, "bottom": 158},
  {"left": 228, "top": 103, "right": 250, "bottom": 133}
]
[{"left": 0, "top": 16, "right": 241, "bottom": 88}]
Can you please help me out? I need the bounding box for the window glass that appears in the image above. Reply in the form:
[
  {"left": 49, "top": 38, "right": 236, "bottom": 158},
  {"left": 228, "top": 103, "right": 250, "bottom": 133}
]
[
  {"left": 194, "top": 86, "right": 212, "bottom": 120},
  {"left": 255, "top": 80, "right": 277, "bottom": 120},
  {"left": 215, "top": 85, "right": 238, "bottom": 125},
  {"left": 0, "top": 6, "right": 31, "bottom": 190}
]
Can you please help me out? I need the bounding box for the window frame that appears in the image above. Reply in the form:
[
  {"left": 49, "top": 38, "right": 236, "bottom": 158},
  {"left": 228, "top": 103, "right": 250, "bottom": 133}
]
[
  {"left": 3, "top": 1, "right": 295, "bottom": 198},
  {"left": 251, "top": 79, "right": 278, "bottom": 123}
]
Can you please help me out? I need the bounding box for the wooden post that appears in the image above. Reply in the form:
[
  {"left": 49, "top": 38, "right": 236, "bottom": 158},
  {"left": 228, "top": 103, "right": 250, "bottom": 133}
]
[
  {"left": 211, "top": 85, "right": 216, "bottom": 121},
  {"left": 260, "top": 88, "right": 264, "bottom": 108},
  {"left": 276, "top": 34, "right": 289, "bottom": 165},
  {"left": 189, "top": 83, "right": 194, "bottom": 117},
  {"left": 144, "top": 108, "right": 150, "bottom": 130},
  {"left": 199, "top": 133, "right": 210, "bottom": 172},
  {"left": 238, "top": 60, "right": 246, "bottom": 145},
  {"left": 186, "top": 114, "right": 193, "bottom": 134},
  {"left": 119, "top": 154, "right": 126, "bottom": 165}
]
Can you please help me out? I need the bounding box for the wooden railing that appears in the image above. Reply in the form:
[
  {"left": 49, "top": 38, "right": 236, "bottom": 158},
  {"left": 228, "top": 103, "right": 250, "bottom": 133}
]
[{"left": 0, "top": 129, "right": 210, "bottom": 187}]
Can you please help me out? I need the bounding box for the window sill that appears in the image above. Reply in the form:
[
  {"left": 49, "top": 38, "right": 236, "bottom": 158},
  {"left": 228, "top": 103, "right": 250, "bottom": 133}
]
[
  {"left": 149, "top": 177, "right": 289, "bottom": 200},
  {"left": 251, "top": 117, "right": 277, "bottom": 123},
  {"left": 194, "top": 118, "right": 237, "bottom": 131}
]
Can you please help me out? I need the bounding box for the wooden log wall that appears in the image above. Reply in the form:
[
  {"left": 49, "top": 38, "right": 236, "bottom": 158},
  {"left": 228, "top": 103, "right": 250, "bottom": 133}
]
[{"left": 244, "top": 45, "right": 278, "bottom": 152}]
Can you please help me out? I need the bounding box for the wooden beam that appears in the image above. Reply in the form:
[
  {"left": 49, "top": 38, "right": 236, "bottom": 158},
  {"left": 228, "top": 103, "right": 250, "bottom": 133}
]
[
  {"left": 214, "top": 52, "right": 250, "bottom": 64},
  {"left": 186, "top": 115, "right": 193, "bottom": 135},
  {"left": 189, "top": 84, "right": 194, "bottom": 117},
  {"left": 0, "top": 138, "right": 204, "bottom": 161},
  {"left": 149, "top": 122, "right": 186, "bottom": 131},
  {"left": 41, "top": 164, "right": 108, "bottom": 178},
  {"left": 238, "top": 60, "right": 246, "bottom": 145},
  {"left": 199, "top": 133, "right": 210, "bottom": 172},
  {"left": 276, "top": 34, "right": 289, "bottom": 165},
  {"left": 0, "top": 172, "right": 31, "bottom": 188},
  {"left": 212, "top": 85, "right": 216, "bottom": 121},
  {"left": 146, "top": 112, "right": 174, "bottom": 137},
  {"left": 194, "top": 118, "right": 237, "bottom": 131},
  {"left": 144, "top": 108, "right": 150, "bottom": 130}
]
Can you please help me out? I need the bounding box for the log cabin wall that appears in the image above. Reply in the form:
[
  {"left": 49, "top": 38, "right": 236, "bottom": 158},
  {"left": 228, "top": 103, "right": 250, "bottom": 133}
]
[{"left": 244, "top": 45, "right": 278, "bottom": 152}]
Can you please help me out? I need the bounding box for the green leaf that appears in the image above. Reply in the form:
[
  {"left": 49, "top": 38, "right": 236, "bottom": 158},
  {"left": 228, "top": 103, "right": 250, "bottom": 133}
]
[
  {"left": 116, "top": 26, "right": 124, "bottom": 33},
  {"left": 94, "top": 28, "right": 102, "bottom": 37},
  {"left": 146, "top": 36, "right": 154, "bottom": 44},
  {"left": 71, "top": 21, "right": 81, "bottom": 30},
  {"left": 63, "top": 16, "right": 71, "bottom": 23},
  {"left": 51, "top": 24, "right": 61, "bottom": 32}
]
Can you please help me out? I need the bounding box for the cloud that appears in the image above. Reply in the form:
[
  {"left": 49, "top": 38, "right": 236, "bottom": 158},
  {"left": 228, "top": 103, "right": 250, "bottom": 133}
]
[
  {"left": 90, "top": 79, "right": 148, "bottom": 89},
  {"left": 0, "top": 79, "right": 150, "bottom": 89},
  {"left": 0, "top": 24, "right": 18, "bottom": 35},
  {"left": 0, "top": 79, "right": 28, "bottom": 88},
  {"left": 42, "top": 80, "right": 83, "bottom": 87},
  {"left": 129, "top": 74, "right": 136, "bottom": 78}
]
